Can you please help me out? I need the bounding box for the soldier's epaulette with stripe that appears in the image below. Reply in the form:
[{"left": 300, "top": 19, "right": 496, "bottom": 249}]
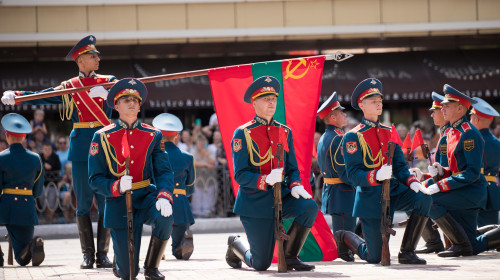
[
  {"left": 379, "top": 123, "right": 391, "bottom": 129},
  {"left": 141, "top": 123, "right": 160, "bottom": 132},
  {"left": 96, "top": 123, "right": 116, "bottom": 134},
  {"left": 461, "top": 122, "right": 472, "bottom": 132},
  {"left": 334, "top": 128, "right": 344, "bottom": 136},
  {"left": 273, "top": 120, "right": 291, "bottom": 130},
  {"left": 238, "top": 120, "right": 256, "bottom": 130},
  {"left": 95, "top": 74, "right": 116, "bottom": 81},
  {"left": 350, "top": 124, "right": 365, "bottom": 133}
]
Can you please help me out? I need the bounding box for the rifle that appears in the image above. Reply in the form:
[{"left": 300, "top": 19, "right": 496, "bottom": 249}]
[
  {"left": 12, "top": 53, "right": 352, "bottom": 102},
  {"left": 7, "top": 235, "right": 12, "bottom": 265},
  {"left": 273, "top": 144, "right": 289, "bottom": 273},
  {"left": 380, "top": 142, "right": 397, "bottom": 266},
  {"left": 121, "top": 132, "right": 135, "bottom": 280}
]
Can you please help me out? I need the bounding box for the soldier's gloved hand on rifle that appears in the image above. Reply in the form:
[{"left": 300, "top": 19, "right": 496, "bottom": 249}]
[
  {"left": 265, "top": 168, "right": 283, "bottom": 185},
  {"left": 423, "top": 183, "right": 440, "bottom": 195},
  {"left": 291, "top": 185, "right": 312, "bottom": 199},
  {"left": 409, "top": 167, "right": 423, "bottom": 181},
  {"left": 88, "top": 86, "right": 109, "bottom": 100},
  {"left": 376, "top": 164, "right": 392, "bottom": 181},
  {"left": 119, "top": 175, "right": 133, "bottom": 193},
  {"left": 156, "top": 198, "right": 173, "bottom": 217},
  {"left": 1, "top": 90, "right": 16, "bottom": 105},
  {"left": 428, "top": 162, "right": 444, "bottom": 177},
  {"left": 409, "top": 182, "right": 426, "bottom": 193}
]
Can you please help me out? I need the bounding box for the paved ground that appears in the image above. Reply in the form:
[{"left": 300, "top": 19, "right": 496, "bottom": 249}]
[{"left": 1, "top": 224, "right": 500, "bottom": 280}]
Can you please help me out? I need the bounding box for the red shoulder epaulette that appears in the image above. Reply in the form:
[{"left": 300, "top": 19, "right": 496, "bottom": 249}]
[
  {"left": 238, "top": 120, "right": 256, "bottom": 130},
  {"left": 141, "top": 123, "right": 160, "bottom": 131},
  {"left": 461, "top": 122, "right": 471, "bottom": 132},
  {"left": 350, "top": 124, "right": 365, "bottom": 133}
]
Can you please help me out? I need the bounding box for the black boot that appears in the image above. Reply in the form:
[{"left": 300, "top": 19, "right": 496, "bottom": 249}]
[
  {"left": 180, "top": 229, "right": 194, "bottom": 260},
  {"left": 144, "top": 235, "right": 167, "bottom": 280},
  {"left": 30, "top": 236, "right": 45, "bottom": 266},
  {"left": 434, "top": 213, "right": 473, "bottom": 257},
  {"left": 354, "top": 220, "right": 364, "bottom": 239},
  {"left": 77, "top": 215, "right": 96, "bottom": 269},
  {"left": 415, "top": 219, "right": 445, "bottom": 254},
  {"left": 334, "top": 230, "right": 364, "bottom": 261},
  {"left": 484, "top": 227, "right": 500, "bottom": 250},
  {"left": 477, "top": 225, "right": 499, "bottom": 236},
  {"left": 18, "top": 242, "right": 32, "bottom": 266},
  {"left": 225, "top": 235, "right": 250, "bottom": 268},
  {"left": 333, "top": 230, "right": 354, "bottom": 262},
  {"left": 96, "top": 216, "right": 112, "bottom": 268},
  {"left": 398, "top": 213, "right": 428, "bottom": 264},
  {"left": 283, "top": 222, "right": 315, "bottom": 271},
  {"left": 112, "top": 255, "right": 119, "bottom": 278}
]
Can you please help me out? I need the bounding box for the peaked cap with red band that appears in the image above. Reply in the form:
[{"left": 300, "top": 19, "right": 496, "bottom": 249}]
[
  {"left": 441, "top": 84, "right": 477, "bottom": 109},
  {"left": 65, "top": 35, "right": 100, "bottom": 61},
  {"left": 471, "top": 97, "right": 499, "bottom": 120},
  {"left": 1, "top": 113, "right": 32, "bottom": 138},
  {"left": 243, "top": 76, "right": 280, "bottom": 103},
  {"left": 351, "top": 78, "right": 383, "bottom": 110},
  {"left": 317, "top": 91, "right": 344, "bottom": 119},
  {"left": 107, "top": 78, "right": 148, "bottom": 108},
  {"left": 429, "top": 91, "right": 444, "bottom": 111},
  {"left": 152, "top": 113, "right": 184, "bottom": 137}
]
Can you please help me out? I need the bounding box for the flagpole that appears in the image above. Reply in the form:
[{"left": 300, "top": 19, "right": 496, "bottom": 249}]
[{"left": 13, "top": 51, "right": 353, "bottom": 102}]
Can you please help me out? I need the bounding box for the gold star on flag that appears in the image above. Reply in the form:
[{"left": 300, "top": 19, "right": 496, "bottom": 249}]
[{"left": 310, "top": 59, "right": 319, "bottom": 69}]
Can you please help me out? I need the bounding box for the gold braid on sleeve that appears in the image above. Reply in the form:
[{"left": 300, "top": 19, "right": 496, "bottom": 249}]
[
  {"left": 332, "top": 136, "right": 345, "bottom": 171},
  {"left": 59, "top": 82, "right": 74, "bottom": 121}
]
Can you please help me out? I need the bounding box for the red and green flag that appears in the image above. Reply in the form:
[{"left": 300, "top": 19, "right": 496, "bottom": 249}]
[{"left": 208, "top": 56, "right": 337, "bottom": 262}]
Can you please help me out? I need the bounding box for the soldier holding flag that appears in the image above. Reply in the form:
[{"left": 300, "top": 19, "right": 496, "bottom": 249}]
[{"left": 1, "top": 35, "right": 115, "bottom": 269}]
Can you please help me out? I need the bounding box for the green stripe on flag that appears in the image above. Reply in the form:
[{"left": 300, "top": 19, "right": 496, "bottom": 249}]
[{"left": 251, "top": 61, "right": 286, "bottom": 125}]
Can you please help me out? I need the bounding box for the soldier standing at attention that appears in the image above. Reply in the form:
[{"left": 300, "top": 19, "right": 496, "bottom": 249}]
[
  {"left": 1, "top": 35, "right": 114, "bottom": 269},
  {"left": 422, "top": 85, "right": 500, "bottom": 256},
  {"left": 88, "top": 78, "right": 174, "bottom": 280},
  {"left": 316, "top": 92, "right": 356, "bottom": 255},
  {"left": 225, "top": 76, "right": 318, "bottom": 271},
  {"left": 334, "top": 78, "right": 432, "bottom": 265},
  {"left": 470, "top": 97, "right": 500, "bottom": 229},
  {"left": 0, "top": 113, "right": 45, "bottom": 267},
  {"left": 153, "top": 113, "right": 196, "bottom": 260},
  {"left": 410, "top": 92, "right": 448, "bottom": 254}
]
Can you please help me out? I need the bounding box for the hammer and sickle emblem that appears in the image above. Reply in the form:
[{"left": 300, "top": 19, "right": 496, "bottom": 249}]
[{"left": 285, "top": 58, "right": 309, "bottom": 79}]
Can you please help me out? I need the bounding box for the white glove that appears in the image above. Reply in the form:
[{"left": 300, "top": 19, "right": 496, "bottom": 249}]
[
  {"left": 409, "top": 182, "right": 425, "bottom": 193},
  {"left": 291, "top": 185, "right": 312, "bottom": 199},
  {"left": 409, "top": 168, "right": 423, "bottom": 181},
  {"left": 119, "top": 175, "right": 133, "bottom": 193},
  {"left": 2, "top": 90, "right": 16, "bottom": 105},
  {"left": 426, "top": 184, "right": 441, "bottom": 195},
  {"left": 265, "top": 168, "right": 283, "bottom": 185},
  {"left": 156, "top": 198, "right": 173, "bottom": 217},
  {"left": 88, "top": 86, "right": 108, "bottom": 100},
  {"left": 376, "top": 164, "right": 392, "bottom": 181},
  {"left": 428, "top": 162, "right": 444, "bottom": 177}
]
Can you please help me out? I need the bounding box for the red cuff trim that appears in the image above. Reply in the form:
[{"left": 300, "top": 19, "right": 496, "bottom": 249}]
[
  {"left": 406, "top": 176, "right": 419, "bottom": 186},
  {"left": 157, "top": 190, "right": 173, "bottom": 204},
  {"left": 423, "top": 173, "right": 431, "bottom": 180},
  {"left": 443, "top": 167, "right": 452, "bottom": 178},
  {"left": 437, "top": 179, "right": 451, "bottom": 192},
  {"left": 422, "top": 179, "right": 429, "bottom": 188},
  {"left": 111, "top": 180, "right": 121, "bottom": 197},
  {"left": 368, "top": 170, "right": 378, "bottom": 186},
  {"left": 289, "top": 181, "right": 301, "bottom": 189},
  {"left": 257, "top": 175, "right": 267, "bottom": 191},
  {"left": 14, "top": 91, "right": 23, "bottom": 105}
]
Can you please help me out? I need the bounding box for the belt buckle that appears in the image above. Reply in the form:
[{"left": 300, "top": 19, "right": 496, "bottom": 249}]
[{"left": 89, "top": 122, "right": 95, "bottom": 128}]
